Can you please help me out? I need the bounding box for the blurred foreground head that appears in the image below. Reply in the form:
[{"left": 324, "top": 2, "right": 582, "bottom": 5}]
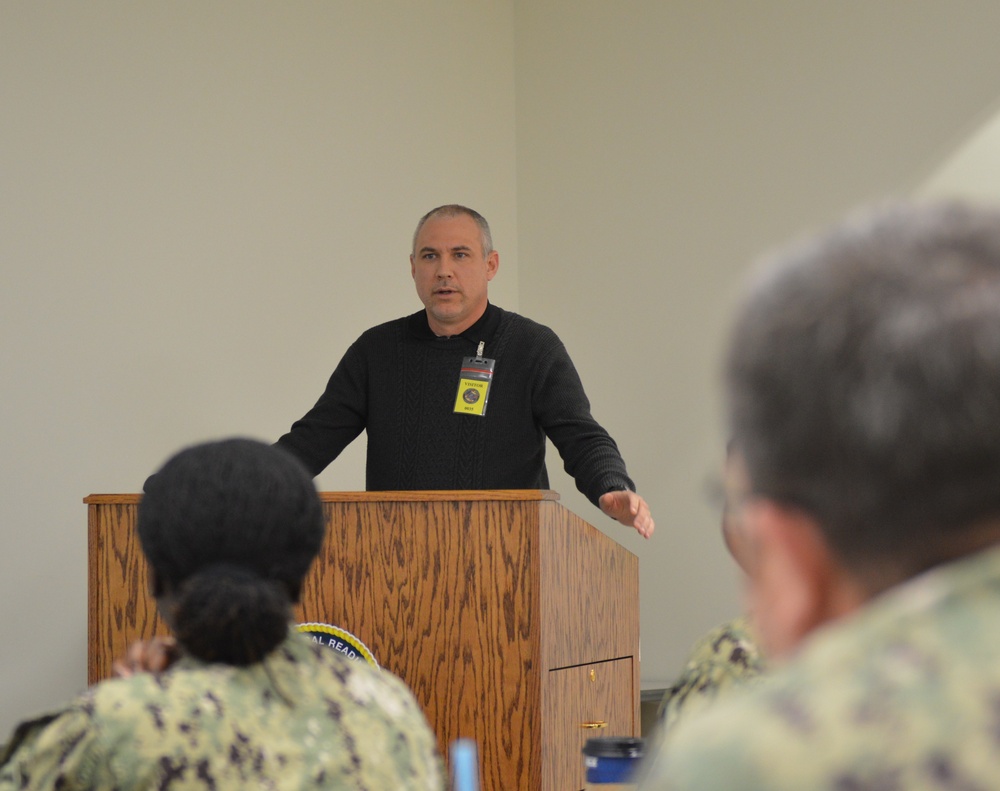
[
  {"left": 138, "top": 438, "right": 324, "bottom": 665},
  {"left": 726, "top": 200, "right": 1000, "bottom": 654}
]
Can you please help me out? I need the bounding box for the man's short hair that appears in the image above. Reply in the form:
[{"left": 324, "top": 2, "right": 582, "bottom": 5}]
[
  {"left": 726, "top": 200, "right": 1000, "bottom": 585},
  {"left": 412, "top": 204, "right": 494, "bottom": 258}
]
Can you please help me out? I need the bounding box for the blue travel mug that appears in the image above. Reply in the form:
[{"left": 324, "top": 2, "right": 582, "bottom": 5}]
[{"left": 582, "top": 737, "right": 645, "bottom": 789}]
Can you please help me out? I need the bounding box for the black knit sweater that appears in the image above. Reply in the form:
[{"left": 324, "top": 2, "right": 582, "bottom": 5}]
[{"left": 276, "top": 304, "right": 635, "bottom": 506}]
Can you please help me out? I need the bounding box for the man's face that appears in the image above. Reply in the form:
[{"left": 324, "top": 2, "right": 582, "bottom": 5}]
[{"left": 410, "top": 213, "right": 499, "bottom": 336}]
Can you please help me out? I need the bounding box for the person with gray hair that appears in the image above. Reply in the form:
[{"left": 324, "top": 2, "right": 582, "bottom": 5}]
[
  {"left": 639, "top": 200, "right": 1000, "bottom": 789},
  {"left": 277, "top": 203, "right": 654, "bottom": 537}
]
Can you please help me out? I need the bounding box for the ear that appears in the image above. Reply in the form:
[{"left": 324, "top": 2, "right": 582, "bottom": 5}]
[
  {"left": 410, "top": 253, "right": 416, "bottom": 279},
  {"left": 743, "top": 500, "right": 857, "bottom": 660},
  {"left": 486, "top": 250, "right": 499, "bottom": 281}
]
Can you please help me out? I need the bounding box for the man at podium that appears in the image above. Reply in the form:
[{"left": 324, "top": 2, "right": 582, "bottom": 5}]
[{"left": 276, "top": 204, "right": 654, "bottom": 538}]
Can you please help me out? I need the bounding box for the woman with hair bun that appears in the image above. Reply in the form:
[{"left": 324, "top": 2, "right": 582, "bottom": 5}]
[{"left": 0, "top": 438, "right": 443, "bottom": 790}]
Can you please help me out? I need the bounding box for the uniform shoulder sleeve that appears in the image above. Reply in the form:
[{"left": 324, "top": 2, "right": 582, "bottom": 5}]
[
  {"left": 321, "top": 655, "right": 445, "bottom": 788},
  {"left": 0, "top": 704, "right": 99, "bottom": 790},
  {"left": 656, "top": 615, "right": 766, "bottom": 736}
]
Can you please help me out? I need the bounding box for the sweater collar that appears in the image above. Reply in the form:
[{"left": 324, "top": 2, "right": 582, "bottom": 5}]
[{"left": 407, "top": 302, "right": 502, "bottom": 343}]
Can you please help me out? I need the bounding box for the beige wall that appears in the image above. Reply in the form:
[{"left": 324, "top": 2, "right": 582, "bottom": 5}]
[
  {"left": 4, "top": 1, "right": 1000, "bottom": 738},
  {"left": 920, "top": 101, "right": 1000, "bottom": 200},
  {"left": 511, "top": 0, "right": 1000, "bottom": 691},
  {"left": 0, "top": 2, "right": 518, "bottom": 735}
]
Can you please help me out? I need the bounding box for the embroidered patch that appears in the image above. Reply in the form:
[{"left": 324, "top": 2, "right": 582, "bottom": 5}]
[{"left": 296, "top": 622, "right": 378, "bottom": 667}]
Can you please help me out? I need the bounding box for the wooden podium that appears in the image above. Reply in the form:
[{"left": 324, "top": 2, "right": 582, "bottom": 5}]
[{"left": 86, "top": 490, "right": 640, "bottom": 791}]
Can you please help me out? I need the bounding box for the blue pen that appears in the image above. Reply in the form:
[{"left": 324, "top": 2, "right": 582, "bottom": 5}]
[{"left": 450, "top": 738, "right": 480, "bottom": 791}]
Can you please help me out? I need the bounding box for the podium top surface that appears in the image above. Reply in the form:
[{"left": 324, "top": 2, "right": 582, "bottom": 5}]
[{"left": 84, "top": 489, "right": 561, "bottom": 505}]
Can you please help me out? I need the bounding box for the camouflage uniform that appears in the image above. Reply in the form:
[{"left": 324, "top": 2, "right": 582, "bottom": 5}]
[
  {"left": 639, "top": 544, "right": 1000, "bottom": 790},
  {"left": 655, "top": 614, "right": 765, "bottom": 735},
  {"left": 0, "top": 631, "right": 443, "bottom": 790}
]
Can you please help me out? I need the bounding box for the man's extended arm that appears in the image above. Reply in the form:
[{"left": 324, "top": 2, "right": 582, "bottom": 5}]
[
  {"left": 530, "top": 325, "right": 654, "bottom": 537},
  {"left": 275, "top": 341, "right": 369, "bottom": 477}
]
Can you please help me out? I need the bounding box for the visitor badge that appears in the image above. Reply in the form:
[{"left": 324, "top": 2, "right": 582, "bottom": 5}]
[{"left": 454, "top": 342, "right": 495, "bottom": 417}]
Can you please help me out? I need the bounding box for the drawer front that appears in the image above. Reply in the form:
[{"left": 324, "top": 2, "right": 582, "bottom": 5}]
[{"left": 542, "top": 658, "right": 636, "bottom": 791}]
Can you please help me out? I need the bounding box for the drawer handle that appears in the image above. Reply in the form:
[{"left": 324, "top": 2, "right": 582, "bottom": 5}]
[{"left": 581, "top": 721, "right": 608, "bottom": 729}]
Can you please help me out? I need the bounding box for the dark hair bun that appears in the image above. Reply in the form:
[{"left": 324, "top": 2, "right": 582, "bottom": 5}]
[
  {"left": 137, "top": 439, "right": 325, "bottom": 665},
  {"left": 172, "top": 563, "right": 290, "bottom": 665}
]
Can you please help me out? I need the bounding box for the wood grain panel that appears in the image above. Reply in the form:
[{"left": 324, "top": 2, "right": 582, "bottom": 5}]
[
  {"left": 539, "top": 501, "right": 640, "bottom": 670},
  {"left": 297, "top": 498, "right": 541, "bottom": 790},
  {"left": 311, "top": 489, "right": 558, "bottom": 503},
  {"left": 86, "top": 499, "right": 167, "bottom": 683}
]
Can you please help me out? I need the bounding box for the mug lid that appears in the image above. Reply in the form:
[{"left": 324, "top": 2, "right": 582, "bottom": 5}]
[{"left": 582, "top": 737, "right": 645, "bottom": 758}]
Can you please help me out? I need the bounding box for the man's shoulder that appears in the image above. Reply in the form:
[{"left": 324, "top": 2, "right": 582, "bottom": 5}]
[
  {"left": 646, "top": 588, "right": 1000, "bottom": 789},
  {"left": 357, "top": 311, "right": 421, "bottom": 338},
  {"left": 343, "top": 312, "right": 424, "bottom": 354},
  {"left": 493, "top": 308, "right": 562, "bottom": 346},
  {"left": 644, "top": 639, "right": 859, "bottom": 789}
]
